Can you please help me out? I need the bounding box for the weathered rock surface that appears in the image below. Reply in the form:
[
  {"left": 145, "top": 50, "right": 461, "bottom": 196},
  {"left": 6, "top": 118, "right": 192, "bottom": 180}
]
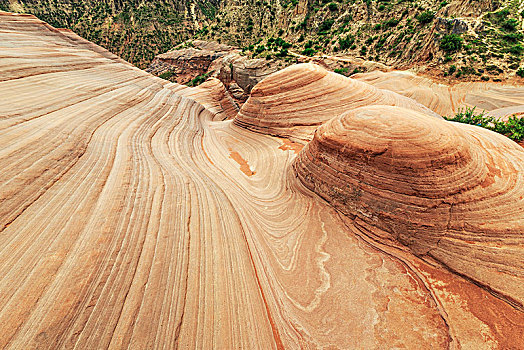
[
  {"left": 1, "top": 12, "right": 524, "bottom": 350},
  {"left": 355, "top": 70, "right": 524, "bottom": 116},
  {"left": 146, "top": 40, "right": 236, "bottom": 84},
  {"left": 147, "top": 42, "right": 282, "bottom": 103},
  {"left": 293, "top": 105, "right": 524, "bottom": 308},
  {"left": 487, "top": 105, "right": 524, "bottom": 121},
  {"left": 235, "top": 63, "right": 439, "bottom": 141},
  {"left": 215, "top": 52, "right": 282, "bottom": 95}
]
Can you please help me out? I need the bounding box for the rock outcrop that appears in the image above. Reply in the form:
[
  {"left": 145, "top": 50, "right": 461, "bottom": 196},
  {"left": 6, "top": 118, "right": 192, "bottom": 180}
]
[
  {"left": 354, "top": 70, "right": 524, "bottom": 116},
  {"left": 215, "top": 52, "right": 282, "bottom": 100},
  {"left": 235, "top": 63, "right": 439, "bottom": 141},
  {"left": 146, "top": 40, "right": 236, "bottom": 84},
  {"left": 147, "top": 42, "right": 283, "bottom": 104},
  {"left": 293, "top": 105, "right": 524, "bottom": 307}
]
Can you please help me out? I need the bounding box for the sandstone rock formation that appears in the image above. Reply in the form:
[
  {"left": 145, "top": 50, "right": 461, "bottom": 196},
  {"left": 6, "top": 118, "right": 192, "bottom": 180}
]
[
  {"left": 146, "top": 40, "right": 236, "bottom": 84},
  {"left": 355, "top": 70, "right": 524, "bottom": 116},
  {"left": 487, "top": 105, "right": 524, "bottom": 121},
  {"left": 293, "top": 105, "right": 524, "bottom": 308},
  {"left": 215, "top": 52, "right": 282, "bottom": 97},
  {"left": 235, "top": 63, "right": 439, "bottom": 141},
  {"left": 1, "top": 11, "right": 524, "bottom": 350},
  {"left": 148, "top": 42, "right": 283, "bottom": 103}
]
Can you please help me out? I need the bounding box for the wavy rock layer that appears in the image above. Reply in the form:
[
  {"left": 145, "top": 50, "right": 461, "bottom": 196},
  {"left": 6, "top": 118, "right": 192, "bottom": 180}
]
[
  {"left": 294, "top": 105, "right": 524, "bottom": 307},
  {"left": 234, "top": 63, "right": 439, "bottom": 141},
  {"left": 355, "top": 70, "right": 524, "bottom": 116},
  {"left": 487, "top": 104, "right": 524, "bottom": 121},
  {"left": 1, "top": 12, "right": 524, "bottom": 349}
]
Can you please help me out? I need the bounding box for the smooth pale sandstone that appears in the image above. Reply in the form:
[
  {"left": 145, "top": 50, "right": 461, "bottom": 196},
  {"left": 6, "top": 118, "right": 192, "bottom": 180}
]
[
  {"left": 1, "top": 11, "right": 524, "bottom": 350},
  {"left": 234, "top": 63, "right": 439, "bottom": 141},
  {"left": 173, "top": 77, "right": 240, "bottom": 120},
  {"left": 487, "top": 104, "right": 524, "bottom": 121},
  {"left": 293, "top": 105, "right": 524, "bottom": 308},
  {"left": 354, "top": 70, "right": 524, "bottom": 116}
]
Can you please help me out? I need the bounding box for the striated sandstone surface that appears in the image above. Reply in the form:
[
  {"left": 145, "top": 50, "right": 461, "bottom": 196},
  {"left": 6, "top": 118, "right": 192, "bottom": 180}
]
[
  {"left": 354, "top": 70, "right": 524, "bottom": 116},
  {"left": 293, "top": 105, "right": 524, "bottom": 308},
  {"left": 487, "top": 105, "right": 524, "bottom": 121},
  {"left": 234, "top": 63, "right": 440, "bottom": 141},
  {"left": 1, "top": 12, "right": 524, "bottom": 350}
]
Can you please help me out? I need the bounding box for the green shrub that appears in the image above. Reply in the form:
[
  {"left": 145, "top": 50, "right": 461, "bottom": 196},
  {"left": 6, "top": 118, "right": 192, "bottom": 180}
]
[
  {"left": 502, "top": 32, "right": 523, "bottom": 42},
  {"left": 517, "top": 67, "right": 524, "bottom": 78},
  {"left": 444, "top": 107, "right": 492, "bottom": 127},
  {"left": 328, "top": 2, "right": 338, "bottom": 11},
  {"left": 276, "top": 48, "right": 288, "bottom": 57},
  {"left": 495, "top": 9, "right": 510, "bottom": 18},
  {"left": 448, "top": 65, "right": 456, "bottom": 74},
  {"left": 486, "top": 64, "right": 503, "bottom": 73},
  {"left": 274, "top": 37, "right": 292, "bottom": 48},
  {"left": 159, "top": 71, "right": 174, "bottom": 80},
  {"left": 339, "top": 35, "right": 355, "bottom": 50},
  {"left": 375, "top": 37, "right": 388, "bottom": 50},
  {"left": 502, "top": 18, "right": 519, "bottom": 31},
  {"left": 445, "top": 107, "right": 524, "bottom": 141},
  {"left": 334, "top": 67, "right": 349, "bottom": 75},
  {"left": 440, "top": 34, "right": 463, "bottom": 53},
  {"left": 187, "top": 71, "right": 213, "bottom": 86},
  {"left": 439, "top": 0, "right": 449, "bottom": 8},
  {"left": 496, "top": 115, "right": 524, "bottom": 141},
  {"left": 302, "top": 47, "right": 317, "bottom": 56},
  {"left": 318, "top": 19, "right": 334, "bottom": 33},
  {"left": 350, "top": 67, "right": 362, "bottom": 75},
  {"left": 508, "top": 44, "right": 524, "bottom": 55},
  {"left": 383, "top": 18, "right": 400, "bottom": 27},
  {"left": 416, "top": 11, "right": 435, "bottom": 24}
]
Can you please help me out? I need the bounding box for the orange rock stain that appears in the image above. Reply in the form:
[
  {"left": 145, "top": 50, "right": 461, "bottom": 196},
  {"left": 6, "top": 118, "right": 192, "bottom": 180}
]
[
  {"left": 278, "top": 138, "right": 304, "bottom": 154},
  {"left": 229, "top": 149, "right": 255, "bottom": 176}
]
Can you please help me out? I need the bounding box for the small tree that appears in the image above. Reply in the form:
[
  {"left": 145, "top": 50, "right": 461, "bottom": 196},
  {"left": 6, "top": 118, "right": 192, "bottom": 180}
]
[
  {"left": 416, "top": 11, "right": 435, "bottom": 24},
  {"left": 440, "top": 34, "right": 463, "bottom": 53}
]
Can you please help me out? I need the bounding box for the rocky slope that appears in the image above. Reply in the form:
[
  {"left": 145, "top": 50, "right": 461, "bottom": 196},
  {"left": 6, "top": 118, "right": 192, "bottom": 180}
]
[
  {"left": 0, "top": 0, "right": 221, "bottom": 68},
  {"left": 1, "top": 12, "right": 524, "bottom": 349},
  {"left": 4, "top": 0, "right": 524, "bottom": 81}
]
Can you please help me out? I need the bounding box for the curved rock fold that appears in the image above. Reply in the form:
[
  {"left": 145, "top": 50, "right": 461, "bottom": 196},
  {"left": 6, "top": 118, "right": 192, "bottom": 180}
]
[{"left": 293, "top": 105, "right": 524, "bottom": 307}]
